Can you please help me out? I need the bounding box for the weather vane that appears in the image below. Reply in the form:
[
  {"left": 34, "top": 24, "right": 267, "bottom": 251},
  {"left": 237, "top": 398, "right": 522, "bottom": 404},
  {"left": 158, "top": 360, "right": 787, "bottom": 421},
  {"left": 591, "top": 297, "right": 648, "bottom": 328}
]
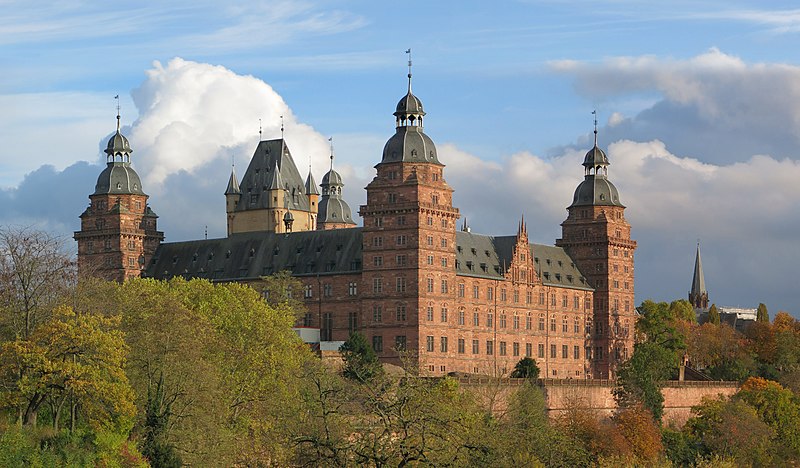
[
  {"left": 328, "top": 137, "right": 334, "bottom": 170},
  {"left": 592, "top": 109, "right": 598, "bottom": 146},
  {"left": 114, "top": 94, "right": 121, "bottom": 131},
  {"left": 405, "top": 48, "right": 412, "bottom": 91}
]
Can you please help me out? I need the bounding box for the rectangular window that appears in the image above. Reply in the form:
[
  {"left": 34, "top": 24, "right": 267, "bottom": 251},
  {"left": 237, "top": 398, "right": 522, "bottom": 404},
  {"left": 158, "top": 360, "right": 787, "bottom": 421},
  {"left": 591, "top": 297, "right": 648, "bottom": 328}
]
[
  {"left": 304, "top": 285, "right": 313, "bottom": 298},
  {"left": 427, "top": 306, "right": 434, "bottom": 321},
  {"left": 440, "top": 238, "right": 447, "bottom": 248},
  {"left": 303, "top": 312, "right": 312, "bottom": 327},
  {"left": 562, "top": 295, "right": 568, "bottom": 308},
  {"left": 538, "top": 315, "right": 545, "bottom": 331},
  {"left": 397, "top": 215, "right": 406, "bottom": 225},
  {"left": 323, "top": 284, "right": 333, "bottom": 297},
  {"left": 526, "top": 291, "right": 532, "bottom": 304},
  {"left": 513, "top": 342, "right": 520, "bottom": 357},
  {"left": 562, "top": 319, "right": 568, "bottom": 333},
  {"left": 440, "top": 307, "right": 448, "bottom": 322},
  {"left": 574, "top": 295, "right": 580, "bottom": 309},
  {"left": 396, "top": 277, "right": 406, "bottom": 293},
  {"left": 349, "top": 282, "right": 358, "bottom": 295},
  {"left": 427, "top": 236, "right": 433, "bottom": 246},
  {"left": 472, "top": 339, "right": 479, "bottom": 354},
  {"left": 440, "top": 336, "right": 448, "bottom": 353},
  {"left": 372, "top": 305, "right": 382, "bottom": 322},
  {"left": 348, "top": 312, "right": 357, "bottom": 334},
  {"left": 395, "top": 304, "right": 406, "bottom": 321},
  {"left": 525, "top": 343, "right": 532, "bottom": 357},
  {"left": 513, "top": 315, "right": 520, "bottom": 330},
  {"left": 550, "top": 344, "right": 557, "bottom": 359},
  {"left": 538, "top": 343, "right": 545, "bottom": 358},
  {"left": 473, "top": 285, "right": 480, "bottom": 299},
  {"left": 426, "top": 336, "right": 435, "bottom": 352},
  {"left": 458, "top": 283, "right": 465, "bottom": 297},
  {"left": 441, "top": 257, "right": 448, "bottom": 267},
  {"left": 487, "top": 287, "right": 494, "bottom": 301},
  {"left": 374, "top": 256, "right": 383, "bottom": 267},
  {"left": 458, "top": 338, "right": 465, "bottom": 354},
  {"left": 458, "top": 309, "right": 465, "bottom": 325},
  {"left": 427, "top": 255, "right": 434, "bottom": 265},
  {"left": 500, "top": 289, "right": 507, "bottom": 302},
  {"left": 499, "top": 341, "right": 507, "bottom": 356},
  {"left": 375, "top": 217, "right": 383, "bottom": 227},
  {"left": 396, "top": 254, "right": 407, "bottom": 266},
  {"left": 487, "top": 312, "right": 493, "bottom": 328},
  {"left": 596, "top": 347, "right": 604, "bottom": 360},
  {"left": 373, "top": 236, "right": 383, "bottom": 247},
  {"left": 539, "top": 292, "right": 545, "bottom": 305},
  {"left": 473, "top": 312, "right": 480, "bottom": 326},
  {"left": 562, "top": 345, "right": 568, "bottom": 359},
  {"left": 373, "top": 278, "right": 383, "bottom": 293},
  {"left": 427, "top": 278, "right": 434, "bottom": 293},
  {"left": 372, "top": 336, "right": 383, "bottom": 352},
  {"left": 499, "top": 314, "right": 507, "bottom": 328},
  {"left": 388, "top": 193, "right": 397, "bottom": 203},
  {"left": 395, "top": 335, "right": 406, "bottom": 351},
  {"left": 441, "top": 279, "right": 448, "bottom": 294},
  {"left": 550, "top": 318, "right": 556, "bottom": 332},
  {"left": 574, "top": 345, "right": 580, "bottom": 359},
  {"left": 396, "top": 235, "right": 407, "bottom": 246},
  {"left": 551, "top": 295, "right": 556, "bottom": 307},
  {"left": 322, "top": 313, "right": 332, "bottom": 341},
  {"left": 486, "top": 340, "right": 494, "bottom": 355},
  {"left": 513, "top": 290, "right": 519, "bottom": 303},
  {"left": 526, "top": 314, "right": 532, "bottom": 330}
]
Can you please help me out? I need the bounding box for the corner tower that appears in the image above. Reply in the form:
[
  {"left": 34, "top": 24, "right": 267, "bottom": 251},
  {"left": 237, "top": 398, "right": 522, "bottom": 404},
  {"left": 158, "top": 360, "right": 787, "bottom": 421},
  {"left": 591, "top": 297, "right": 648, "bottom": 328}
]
[
  {"left": 74, "top": 112, "right": 163, "bottom": 281},
  {"left": 359, "top": 60, "right": 460, "bottom": 370},
  {"left": 556, "top": 119, "right": 636, "bottom": 378}
]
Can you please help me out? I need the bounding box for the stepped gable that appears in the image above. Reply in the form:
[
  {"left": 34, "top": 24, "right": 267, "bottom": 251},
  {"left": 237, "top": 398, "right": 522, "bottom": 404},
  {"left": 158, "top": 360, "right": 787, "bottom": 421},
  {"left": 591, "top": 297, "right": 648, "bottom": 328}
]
[{"left": 454, "top": 231, "right": 592, "bottom": 290}]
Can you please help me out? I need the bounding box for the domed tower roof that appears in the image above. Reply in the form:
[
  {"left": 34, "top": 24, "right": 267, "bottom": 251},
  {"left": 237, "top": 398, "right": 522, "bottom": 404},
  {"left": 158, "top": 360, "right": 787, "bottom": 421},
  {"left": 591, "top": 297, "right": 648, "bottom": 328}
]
[
  {"left": 568, "top": 114, "right": 624, "bottom": 208},
  {"left": 318, "top": 148, "right": 356, "bottom": 226},
  {"left": 94, "top": 113, "right": 145, "bottom": 196},
  {"left": 379, "top": 57, "right": 441, "bottom": 166}
]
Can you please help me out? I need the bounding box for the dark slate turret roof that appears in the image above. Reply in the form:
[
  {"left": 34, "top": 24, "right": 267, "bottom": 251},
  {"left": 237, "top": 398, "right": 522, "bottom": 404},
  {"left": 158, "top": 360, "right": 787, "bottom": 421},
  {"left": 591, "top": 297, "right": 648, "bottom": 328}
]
[
  {"left": 146, "top": 228, "right": 363, "bottom": 281},
  {"left": 318, "top": 166, "right": 356, "bottom": 225},
  {"left": 236, "top": 139, "right": 311, "bottom": 212},
  {"left": 395, "top": 91, "right": 425, "bottom": 118},
  {"left": 570, "top": 177, "right": 623, "bottom": 208},
  {"left": 225, "top": 167, "right": 241, "bottom": 195},
  {"left": 582, "top": 145, "right": 610, "bottom": 168},
  {"left": 305, "top": 170, "right": 319, "bottom": 196},
  {"left": 94, "top": 162, "right": 145, "bottom": 195},
  {"left": 105, "top": 131, "right": 132, "bottom": 157},
  {"left": 381, "top": 126, "right": 440, "bottom": 165},
  {"left": 454, "top": 232, "right": 592, "bottom": 290}
]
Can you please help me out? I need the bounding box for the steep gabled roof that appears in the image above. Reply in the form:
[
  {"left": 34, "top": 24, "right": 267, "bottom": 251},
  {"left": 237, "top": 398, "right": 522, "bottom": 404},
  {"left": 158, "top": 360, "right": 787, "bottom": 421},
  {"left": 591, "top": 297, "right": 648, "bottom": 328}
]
[{"left": 235, "top": 139, "right": 311, "bottom": 212}]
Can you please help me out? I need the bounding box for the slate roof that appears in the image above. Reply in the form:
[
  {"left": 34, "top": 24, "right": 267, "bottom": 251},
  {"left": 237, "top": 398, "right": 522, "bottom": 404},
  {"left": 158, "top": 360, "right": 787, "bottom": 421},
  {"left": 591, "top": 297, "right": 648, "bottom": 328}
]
[
  {"left": 146, "top": 229, "right": 591, "bottom": 292},
  {"left": 691, "top": 244, "right": 707, "bottom": 296},
  {"left": 455, "top": 232, "right": 593, "bottom": 291},
  {"left": 235, "top": 139, "right": 311, "bottom": 212}
]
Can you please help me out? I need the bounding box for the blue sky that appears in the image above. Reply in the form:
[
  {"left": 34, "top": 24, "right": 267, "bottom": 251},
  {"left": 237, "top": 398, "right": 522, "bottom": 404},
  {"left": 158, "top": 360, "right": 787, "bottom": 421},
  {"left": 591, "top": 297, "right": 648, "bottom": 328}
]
[{"left": 2, "top": 0, "right": 800, "bottom": 316}]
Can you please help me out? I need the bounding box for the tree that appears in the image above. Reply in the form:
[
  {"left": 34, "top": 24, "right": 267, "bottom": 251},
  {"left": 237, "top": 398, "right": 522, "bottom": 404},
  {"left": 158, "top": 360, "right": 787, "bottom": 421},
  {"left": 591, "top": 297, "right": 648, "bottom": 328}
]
[
  {"left": 0, "top": 305, "right": 134, "bottom": 430},
  {"left": 707, "top": 304, "right": 721, "bottom": 325},
  {"left": 757, "top": 303, "right": 769, "bottom": 322},
  {"left": 0, "top": 227, "right": 76, "bottom": 341},
  {"left": 339, "top": 332, "right": 383, "bottom": 383},
  {"left": 688, "top": 322, "right": 755, "bottom": 381},
  {"left": 612, "top": 405, "right": 664, "bottom": 463},
  {"left": 669, "top": 299, "right": 697, "bottom": 323},
  {"left": 613, "top": 342, "right": 675, "bottom": 421},
  {"left": 510, "top": 357, "right": 540, "bottom": 380},
  {"left": 636, "top": 300, "right": 686, "bottom": 353},
  {"left": 737, "top": 377, "right": 800, "bottom": 458}
]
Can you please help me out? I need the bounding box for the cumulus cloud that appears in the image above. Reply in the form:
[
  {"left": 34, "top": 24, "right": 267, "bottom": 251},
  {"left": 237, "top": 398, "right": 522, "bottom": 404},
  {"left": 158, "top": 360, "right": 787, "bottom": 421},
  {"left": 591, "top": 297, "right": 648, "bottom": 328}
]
[{"left": 551, "top": 49, "right": 800, "bottom": 164}]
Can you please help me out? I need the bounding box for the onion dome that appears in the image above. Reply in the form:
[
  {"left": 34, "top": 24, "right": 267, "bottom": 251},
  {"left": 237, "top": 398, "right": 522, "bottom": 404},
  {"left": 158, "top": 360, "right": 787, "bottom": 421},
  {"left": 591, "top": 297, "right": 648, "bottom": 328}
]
[
  {"left": 568, "top": 119, "right": 624, "bottom": 208},
  {"left": 379, "top": 68, "right": 440, "bottom": 165},
  {"left": 94, "top": 113, "right": 144, "bottom": 195}
]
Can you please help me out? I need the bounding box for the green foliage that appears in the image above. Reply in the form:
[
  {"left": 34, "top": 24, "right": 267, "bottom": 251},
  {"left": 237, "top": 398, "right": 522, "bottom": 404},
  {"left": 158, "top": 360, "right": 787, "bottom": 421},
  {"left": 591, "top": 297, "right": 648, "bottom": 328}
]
[
  {"left": 688, "top": 322, "right": 756, "bottom": 381},
  {"left": 707, "top": 304, "right": 720, "bottom": 325},
  {"left": 510, "top": 357, "right": 540, "bottom": 380},
  {"left": 339, "top": 332, "right": 383, "bottom": 383},
  {"left": 669, "top": 299, "right": 697, "bottom": 323},
  {"left": 757, "top": 303, "right": 769, "bottom": 322},
  {"left": 636, "top": 300, "right": 687, "bottom": 353},
  {"left": 662, "top": 427, "right": 700, "bottom": 466},
  {"left": 614, "top": 342, "right": 675, "bottom": 421}
]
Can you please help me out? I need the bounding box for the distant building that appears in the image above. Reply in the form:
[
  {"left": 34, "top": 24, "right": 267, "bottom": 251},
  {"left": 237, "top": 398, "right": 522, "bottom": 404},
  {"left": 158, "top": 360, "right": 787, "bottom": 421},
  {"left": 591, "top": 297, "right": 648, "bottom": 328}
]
[
  {"left": 688, "top": 244, "right": 756, "bottom": 331},
  {"left": 76, "top": 70, "right": 637, "bottom": 379}
]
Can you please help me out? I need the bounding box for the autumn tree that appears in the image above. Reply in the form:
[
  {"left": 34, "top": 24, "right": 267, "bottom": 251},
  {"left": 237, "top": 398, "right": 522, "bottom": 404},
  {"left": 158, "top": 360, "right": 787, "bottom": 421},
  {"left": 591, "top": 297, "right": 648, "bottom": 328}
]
[
  {"left": 0, "top": 306, "right": 134, "bottom": 430},
  {"left": 669, "top": 299, "right": 697, "bottom": 323},
  {"left": 737, "top": 377, "right": 800, "bottom": 458}
]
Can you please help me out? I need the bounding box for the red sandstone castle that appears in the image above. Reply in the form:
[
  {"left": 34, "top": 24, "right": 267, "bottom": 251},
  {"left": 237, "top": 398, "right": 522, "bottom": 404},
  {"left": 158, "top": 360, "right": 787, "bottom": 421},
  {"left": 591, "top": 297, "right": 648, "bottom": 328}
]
[{"left": 75, "top": 72, "right": 636, "bottom": 379}]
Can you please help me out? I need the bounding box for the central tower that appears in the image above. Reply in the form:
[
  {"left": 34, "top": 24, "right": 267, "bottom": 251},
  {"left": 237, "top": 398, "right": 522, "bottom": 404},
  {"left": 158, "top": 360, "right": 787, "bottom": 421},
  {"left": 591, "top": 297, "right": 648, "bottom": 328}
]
[{"left": 359, "top": 63, "right": 460, "bottom": 369}]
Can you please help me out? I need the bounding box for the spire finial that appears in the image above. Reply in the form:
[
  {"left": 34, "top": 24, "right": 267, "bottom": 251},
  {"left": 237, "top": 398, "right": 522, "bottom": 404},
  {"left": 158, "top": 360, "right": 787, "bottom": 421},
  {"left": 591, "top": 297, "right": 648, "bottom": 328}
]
[
  {"left": 114, "top": 94, "right": 121, "bottom": 132},
  {"left": 280, "top": 115, "right": 284, "bottom": 139},
  {"left": 328, "top": 137, "right": 334, "bottom": 170},
  {"left": 405, "top": 48, "right": 412, "bottom": 92},
  {"left": 592, "top": 109, "right": 598, "bottom": 147},
  {"left": 258, "top": 118, "right": 262, "bottom": 140}
]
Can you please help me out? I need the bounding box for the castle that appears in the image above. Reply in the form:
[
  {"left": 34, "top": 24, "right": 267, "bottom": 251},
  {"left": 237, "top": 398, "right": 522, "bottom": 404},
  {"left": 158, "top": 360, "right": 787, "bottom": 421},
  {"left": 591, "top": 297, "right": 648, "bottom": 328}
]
[{"left": 74, "top": 71, "right": 637, "bottom": 379}]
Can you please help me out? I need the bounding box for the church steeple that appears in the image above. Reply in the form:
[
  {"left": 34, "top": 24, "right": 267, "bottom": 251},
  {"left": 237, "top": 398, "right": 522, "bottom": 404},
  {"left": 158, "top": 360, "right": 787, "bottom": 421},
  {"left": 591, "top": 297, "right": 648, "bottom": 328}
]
[{"left": 689, "top": 242, "right": 709, "bottom": 310}]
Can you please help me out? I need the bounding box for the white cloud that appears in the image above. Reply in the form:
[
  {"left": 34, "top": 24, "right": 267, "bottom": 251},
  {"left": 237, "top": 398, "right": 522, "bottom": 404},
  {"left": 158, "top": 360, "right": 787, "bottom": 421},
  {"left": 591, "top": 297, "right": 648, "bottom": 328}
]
[{"left": 129, "top": 58, "right": 332, "bottom": 189}]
